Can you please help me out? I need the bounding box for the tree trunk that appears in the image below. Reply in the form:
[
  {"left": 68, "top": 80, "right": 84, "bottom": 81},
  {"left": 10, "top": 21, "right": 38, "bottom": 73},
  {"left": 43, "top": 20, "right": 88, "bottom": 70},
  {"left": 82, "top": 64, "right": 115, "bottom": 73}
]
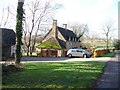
[
  {"left": 106, "top": 35, "right": 109, "bottom": 49},
  {"left": 15, "top": 1, "right": 24, "bottom": 64},
  {"left": 106, "top": 40, "right": 109, "bottom": 49},
  {"left": 26, "top": 45, "right": 30, "bottom": 56},
  {"left": 27, "top": 47, "right": 29, "bottom": 56}
]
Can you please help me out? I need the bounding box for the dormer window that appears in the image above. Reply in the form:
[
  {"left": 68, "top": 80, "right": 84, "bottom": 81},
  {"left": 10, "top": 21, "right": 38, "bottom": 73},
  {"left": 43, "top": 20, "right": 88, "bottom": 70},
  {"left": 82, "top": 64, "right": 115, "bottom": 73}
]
[
  {"left": 69, "top": 37, "right": 71, "bottom": 41},
  {"left": 75, "top": 38, "right": 76, "bottom": 41},
  {"left": 72, "top": 37, "right": 74, "bottom": 41}
]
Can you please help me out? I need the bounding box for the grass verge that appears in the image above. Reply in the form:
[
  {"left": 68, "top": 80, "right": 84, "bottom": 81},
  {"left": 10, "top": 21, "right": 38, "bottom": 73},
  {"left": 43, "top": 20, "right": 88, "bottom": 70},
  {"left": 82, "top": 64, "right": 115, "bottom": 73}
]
[
  {"left": 102, "top": 52, "right": 115, "bottom": 57},
  {"left": 2, "top": 61, "right": 106, "bottom": 89},
  {"left": 91, "top": 52, "right": 115, "bottom": 58}
]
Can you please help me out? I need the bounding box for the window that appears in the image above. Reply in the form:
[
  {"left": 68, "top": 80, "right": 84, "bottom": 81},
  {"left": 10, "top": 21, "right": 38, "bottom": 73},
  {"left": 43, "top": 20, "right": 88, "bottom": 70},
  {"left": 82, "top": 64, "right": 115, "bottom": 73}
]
[
  {"left": 76, "top": 50, "right": 80, "bottom": 52},
  {"left": 71, "top": 50, "right": 76, "bottom": 52},
  {"left": 76, "top": 50, "right": 82, "bottom": 52}
]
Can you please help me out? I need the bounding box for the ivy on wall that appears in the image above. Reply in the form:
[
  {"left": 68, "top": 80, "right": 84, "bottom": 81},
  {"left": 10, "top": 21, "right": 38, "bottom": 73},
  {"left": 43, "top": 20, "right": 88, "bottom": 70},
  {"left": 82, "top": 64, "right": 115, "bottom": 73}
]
[{"left": 15, "top": 1, "right": 24, "bottom": 64}]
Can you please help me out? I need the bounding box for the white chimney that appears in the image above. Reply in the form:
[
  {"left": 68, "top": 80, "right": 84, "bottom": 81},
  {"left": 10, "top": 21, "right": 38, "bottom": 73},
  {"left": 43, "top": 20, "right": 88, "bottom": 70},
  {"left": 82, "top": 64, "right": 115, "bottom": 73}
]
[{"left": 63, "top": 24, "right": 67, "bottom": 30}]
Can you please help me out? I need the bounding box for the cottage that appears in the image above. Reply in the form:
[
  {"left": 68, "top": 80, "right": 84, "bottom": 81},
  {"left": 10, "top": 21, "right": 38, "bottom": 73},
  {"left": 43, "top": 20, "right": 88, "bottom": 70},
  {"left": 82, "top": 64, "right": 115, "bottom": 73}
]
[
  {"left": 0, "top": 28, "right": 16, "bottom": 60},
  {"left": 37, "top": 20, "right": 80, "bottom": 57}
]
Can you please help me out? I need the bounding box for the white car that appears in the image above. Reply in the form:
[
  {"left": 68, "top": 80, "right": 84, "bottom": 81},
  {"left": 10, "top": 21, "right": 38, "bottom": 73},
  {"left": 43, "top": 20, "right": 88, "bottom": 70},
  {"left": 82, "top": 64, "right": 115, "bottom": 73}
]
[{"left": 67, "top": 48, "right": 92, "bottom": 58}]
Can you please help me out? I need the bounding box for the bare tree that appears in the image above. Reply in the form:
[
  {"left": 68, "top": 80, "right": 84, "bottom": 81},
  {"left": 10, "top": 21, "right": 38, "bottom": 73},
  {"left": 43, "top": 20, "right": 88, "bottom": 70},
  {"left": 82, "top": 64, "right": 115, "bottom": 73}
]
[
  {"left": 69, "top": 23, "right": 89, "bottom": 41},
  {"left": 80, "top": 32, "right": 100, "bottom": 49},
  {"left": 23, "top": 0, "right": 61, "bottom": 56},
  {"left": 0, "top": 6, "right": 10, "bottom": 28},
  {"left": 0, "top": 4, "right": 16, "bottom": 28},
  {"left": 102, "top": 20, "right": 116, "bottom": 49}
]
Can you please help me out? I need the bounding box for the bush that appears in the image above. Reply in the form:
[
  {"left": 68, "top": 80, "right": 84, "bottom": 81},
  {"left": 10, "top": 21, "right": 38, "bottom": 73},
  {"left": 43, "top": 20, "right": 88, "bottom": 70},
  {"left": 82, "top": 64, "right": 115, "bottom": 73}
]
[
  {"left": 2, "top": 64, "right": 24, "bottom": 75},
  {"left": 114, "top": 40, "right": 120, "bottom": 50}
]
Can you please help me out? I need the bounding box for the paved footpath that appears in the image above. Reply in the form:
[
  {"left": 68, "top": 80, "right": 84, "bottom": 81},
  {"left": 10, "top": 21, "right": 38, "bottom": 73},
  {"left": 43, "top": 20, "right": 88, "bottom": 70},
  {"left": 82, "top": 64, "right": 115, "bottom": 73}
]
[{"left": 94, "top": 53, "right": 120, "bottom": 89}]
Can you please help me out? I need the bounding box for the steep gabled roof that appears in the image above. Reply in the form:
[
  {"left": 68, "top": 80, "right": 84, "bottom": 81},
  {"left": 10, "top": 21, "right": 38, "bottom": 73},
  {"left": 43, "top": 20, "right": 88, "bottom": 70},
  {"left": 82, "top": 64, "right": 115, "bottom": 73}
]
[
  {"left": 57, "top": 26, "right": 78, "bottom": 41},
  {"left": 40, "top": 25, "right": 78, "bottom": 49},
  {"left": 56, "top": 38, "right": 66, "bottom": 49},
  {"left": 1, "top": 28, "right": 16, "bottom": 46}
]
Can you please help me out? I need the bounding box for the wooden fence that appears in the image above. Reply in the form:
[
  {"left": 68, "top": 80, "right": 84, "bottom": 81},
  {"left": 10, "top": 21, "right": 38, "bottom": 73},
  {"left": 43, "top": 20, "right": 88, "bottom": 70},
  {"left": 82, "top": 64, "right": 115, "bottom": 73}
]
[{"left": 86, "top": 49, "right": 110, "bottom": 57}]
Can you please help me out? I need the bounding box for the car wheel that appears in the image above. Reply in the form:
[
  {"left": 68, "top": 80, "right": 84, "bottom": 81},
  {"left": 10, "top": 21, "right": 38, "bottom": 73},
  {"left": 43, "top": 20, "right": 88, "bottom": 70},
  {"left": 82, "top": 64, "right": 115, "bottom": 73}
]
[
  {"left": 83, "top": 54, "right": 87, "bottom": 58},
  {"left": 68, "top": 54, "right": 72, "bottom": 58}
]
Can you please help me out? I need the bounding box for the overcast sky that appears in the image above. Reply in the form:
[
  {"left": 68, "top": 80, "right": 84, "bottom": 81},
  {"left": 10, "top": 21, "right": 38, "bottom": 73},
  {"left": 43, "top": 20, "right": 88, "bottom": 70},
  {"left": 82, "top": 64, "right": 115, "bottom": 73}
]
[{"left": 0, "top": 0, "right": 119, "bottom": 38}]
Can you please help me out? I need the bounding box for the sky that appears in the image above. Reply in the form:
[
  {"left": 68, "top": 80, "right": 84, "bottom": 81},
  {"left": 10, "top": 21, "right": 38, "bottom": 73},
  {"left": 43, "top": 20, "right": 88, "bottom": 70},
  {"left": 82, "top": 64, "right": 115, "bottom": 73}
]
[
  {"left": 0, "top": 0, "right": 119, "bottom": 38},
  {"left": 54, "top": 0, "right": 119, "bottom": 38}
]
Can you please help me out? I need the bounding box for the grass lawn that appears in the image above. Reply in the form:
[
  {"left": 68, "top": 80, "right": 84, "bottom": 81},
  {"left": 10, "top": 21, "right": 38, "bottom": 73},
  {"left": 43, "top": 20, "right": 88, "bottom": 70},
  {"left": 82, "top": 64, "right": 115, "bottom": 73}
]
[
  {"left": 91, "top": 52, "right": 115, "bottom": 58},
  {"left": 2, "top": 61, "right": 106, "bottom": 89},
  {"left": 102, "top": 52, "right": 115, "bottom": 57}
]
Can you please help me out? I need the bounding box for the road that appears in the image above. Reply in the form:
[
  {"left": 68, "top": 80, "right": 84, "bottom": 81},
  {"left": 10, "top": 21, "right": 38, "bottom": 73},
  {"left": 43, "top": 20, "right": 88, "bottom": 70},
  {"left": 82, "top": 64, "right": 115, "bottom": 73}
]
[
  {"left": 21, "top": 56, "right": 117, "bottom": 63},
  {"left": 0, "top": 53, "right": 118, "bottom": 64}
]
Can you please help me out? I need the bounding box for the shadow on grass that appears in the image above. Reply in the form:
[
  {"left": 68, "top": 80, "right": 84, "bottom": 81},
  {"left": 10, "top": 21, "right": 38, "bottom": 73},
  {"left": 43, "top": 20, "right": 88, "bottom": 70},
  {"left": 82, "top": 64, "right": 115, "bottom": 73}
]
[{"left": 2, "top": 61, "right": 106, "bottom": 89}]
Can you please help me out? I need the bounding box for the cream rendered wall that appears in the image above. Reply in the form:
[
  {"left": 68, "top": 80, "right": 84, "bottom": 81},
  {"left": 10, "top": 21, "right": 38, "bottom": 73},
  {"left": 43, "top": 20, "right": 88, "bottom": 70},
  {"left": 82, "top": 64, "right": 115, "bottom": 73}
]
[
  {"left": 42, "top": 29, "right": 55, "bottom": 42},
  {"left": 57, "top": 49, "right": 66, "bottom": 57},
  {"left": 57, "top": 30, "right": 66, "bottom": 42},
  {"left": 42, "top": 28, "right": 66, "bottom": 43},
  {"left": 66, "top": 41, "right": 80, "bottom": 49},
  {"left": 66, "top": 41, "right": 73, "bottom": 49},
  {"left": 57, "top": 50, "right": 62, "bottom": 57}
]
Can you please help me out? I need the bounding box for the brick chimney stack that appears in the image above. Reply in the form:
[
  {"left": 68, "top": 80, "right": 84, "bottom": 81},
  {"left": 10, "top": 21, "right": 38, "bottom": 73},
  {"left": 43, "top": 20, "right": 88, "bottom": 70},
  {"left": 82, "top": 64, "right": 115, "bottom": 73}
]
[{"left": 52, "top": 20, "right": 58, "bottom": 38}]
